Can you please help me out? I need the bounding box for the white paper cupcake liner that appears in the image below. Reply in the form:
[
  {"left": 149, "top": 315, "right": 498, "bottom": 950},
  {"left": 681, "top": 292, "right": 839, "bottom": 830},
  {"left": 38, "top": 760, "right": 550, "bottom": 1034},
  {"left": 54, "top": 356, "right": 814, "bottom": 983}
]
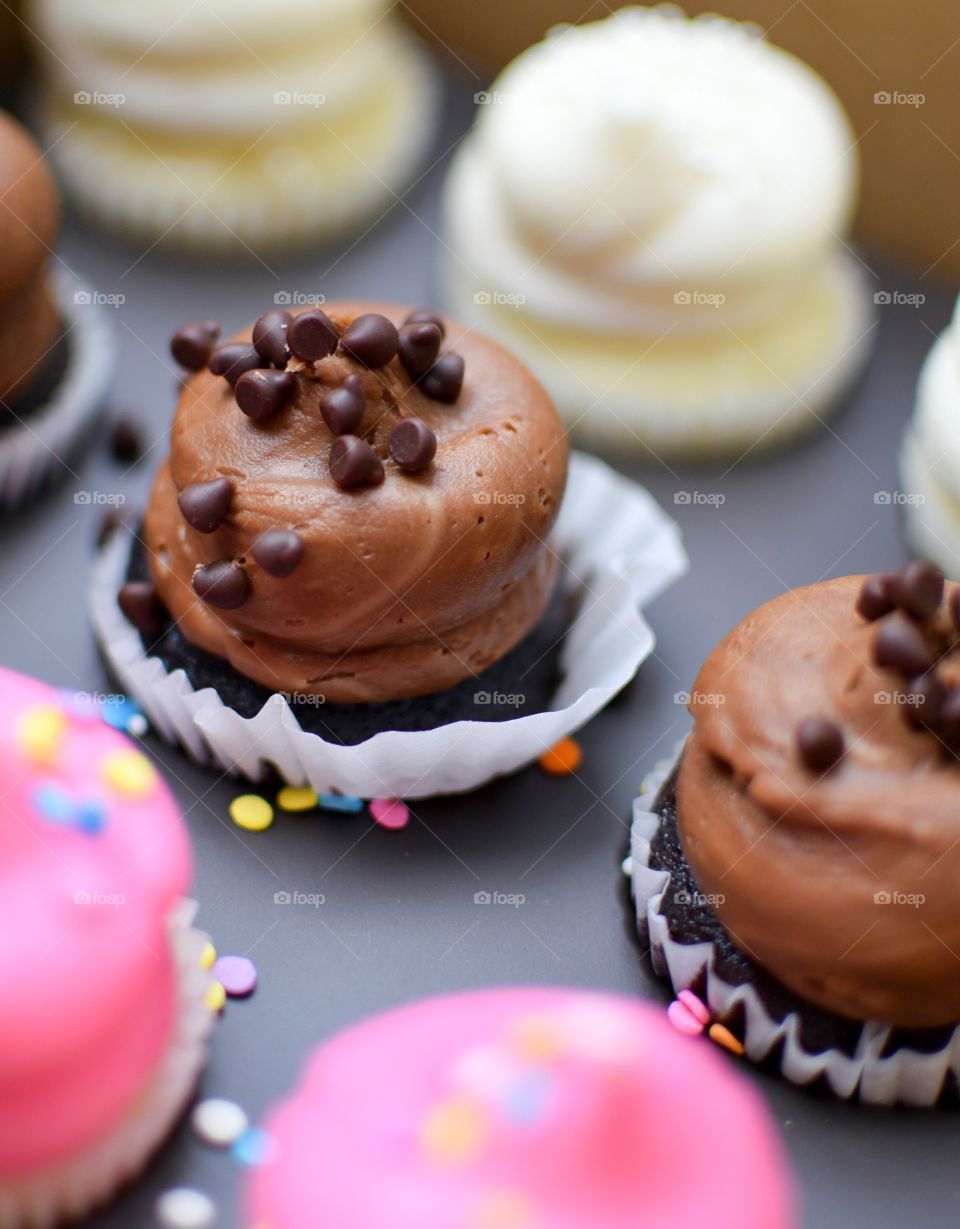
[
  {"left": 626, "top": 743, "right": 960, "bottom": 1107},
  {"left": 0, "top": 900, "right": 215, "bottom": 1229},
  {"left": 88, "top": 451, "right": 687, "bottom": 798},
  {"left": 0, "top": 267, "right": 115, "bottom": 508}
]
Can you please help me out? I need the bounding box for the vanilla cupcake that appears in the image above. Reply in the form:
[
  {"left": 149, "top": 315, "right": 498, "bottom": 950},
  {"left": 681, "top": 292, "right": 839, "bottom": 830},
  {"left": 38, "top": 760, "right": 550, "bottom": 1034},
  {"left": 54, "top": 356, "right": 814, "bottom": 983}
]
[
  {"left": 28, "top": 0, "right": 435, "bottom": 254},
  {"left": 443, "top": 7, "right": 872, "bottom": 457}
]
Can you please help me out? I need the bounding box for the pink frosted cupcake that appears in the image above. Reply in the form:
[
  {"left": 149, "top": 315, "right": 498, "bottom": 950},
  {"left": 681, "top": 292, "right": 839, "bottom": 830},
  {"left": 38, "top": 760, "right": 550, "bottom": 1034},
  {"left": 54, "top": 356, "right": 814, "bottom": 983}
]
[
  {"left": 0, "top": 668, "right": 215, "bottom": 1227},
  {"left": 246, "top": 986, "right": 796, "bottom": 1229}
]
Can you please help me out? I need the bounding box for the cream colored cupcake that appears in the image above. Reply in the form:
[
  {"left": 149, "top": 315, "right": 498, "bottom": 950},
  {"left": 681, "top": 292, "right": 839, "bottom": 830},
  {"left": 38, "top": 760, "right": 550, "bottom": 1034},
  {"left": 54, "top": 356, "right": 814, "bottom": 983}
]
[
  {"left": 443, "top": 6, "right": 873, "bottom": 457},
  {"left": 28, "top": 0, "right": 435, "bottom": 254}
]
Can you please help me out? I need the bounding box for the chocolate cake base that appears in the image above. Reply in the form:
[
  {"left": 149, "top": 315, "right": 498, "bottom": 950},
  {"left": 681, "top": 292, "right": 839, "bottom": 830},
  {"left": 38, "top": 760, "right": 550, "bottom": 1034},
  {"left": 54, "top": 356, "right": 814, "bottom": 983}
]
[
  {"left": 0, "top": 326, "right": 71, "bottom": 426},
  {"left": 124, "top": 532, "right": 571, "bottom": 747}
]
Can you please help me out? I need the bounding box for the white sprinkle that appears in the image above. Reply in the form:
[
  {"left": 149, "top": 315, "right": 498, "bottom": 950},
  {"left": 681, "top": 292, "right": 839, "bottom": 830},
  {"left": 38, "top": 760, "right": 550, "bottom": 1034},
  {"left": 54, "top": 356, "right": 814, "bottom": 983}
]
[
  {"left": 155, "top": 1187, "right": 216, "bottom": 1229},
  {"left": 128, "top": 714, "right": 148, "bottom": 737},
  {"left": 192, "top": 1097, "right": 249, "bottom": 1148}
]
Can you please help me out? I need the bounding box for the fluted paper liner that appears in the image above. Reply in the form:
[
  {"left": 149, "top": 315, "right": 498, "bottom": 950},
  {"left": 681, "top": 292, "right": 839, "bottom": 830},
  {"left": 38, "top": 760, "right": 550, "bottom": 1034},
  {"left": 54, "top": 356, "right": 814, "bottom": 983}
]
[
  {"left": 89, "top": 451, "right": 687, "bottom": 798},
  {"left": 628, "top": 744, "right": 960, "bottom": 1107}
]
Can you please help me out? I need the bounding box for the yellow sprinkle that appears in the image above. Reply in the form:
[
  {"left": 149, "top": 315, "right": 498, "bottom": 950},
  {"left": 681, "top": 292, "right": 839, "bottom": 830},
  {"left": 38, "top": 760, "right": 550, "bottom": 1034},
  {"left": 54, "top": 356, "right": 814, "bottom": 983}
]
[
  {"left": 100, "top": 748, "right": 157, "bottom": 799},
  {"left": 206, "top": 981, "right": 226, "bottom": 1013},
  {"left": 708, "top": 1022, "right": 745, "bottom": 1057},
  {"left": 471, "top": 1191, "right": 537, "bottom": 1229},
  {"left": 199, "top": 941, "right": 217, "bottom": 970},
  {"left": 276, "top": 786, "right": 319, "bottom": 813},
  {"left": 538, "top": 737, "right": 583, "bottom": 776},
  {"left": 421, "top": 1097, "right": 489, "bottom": 1166},
  {"left": 230, "top": 794, "right": 274, "bottom": 832},
  {"left": 17, "top": 705, "right": 67, "bottom": 764},
  {"left": 509, "top": 1014, "right": 563, "bottom": 1063}
]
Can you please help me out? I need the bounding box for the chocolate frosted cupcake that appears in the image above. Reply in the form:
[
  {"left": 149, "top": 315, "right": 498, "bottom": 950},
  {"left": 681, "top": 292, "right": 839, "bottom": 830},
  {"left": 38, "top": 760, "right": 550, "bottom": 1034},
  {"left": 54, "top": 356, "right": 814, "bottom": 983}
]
[{"left": 630, "top": 565, "right": 960, "bottom": 1105}]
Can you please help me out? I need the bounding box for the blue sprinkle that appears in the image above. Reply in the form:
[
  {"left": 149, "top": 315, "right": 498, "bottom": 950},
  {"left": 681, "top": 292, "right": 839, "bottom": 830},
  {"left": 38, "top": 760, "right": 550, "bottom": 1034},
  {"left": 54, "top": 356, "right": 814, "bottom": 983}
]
[
  {"left": 34, "top": 783, "right": 74, "bottom": 824},
  {"left": 318, "top": 792, "right": 364, "bottom": 814},
  {"left": 231, "top": 1125, "right": 273, "bottom": 1168},
  {"left": 502, "top": 1071, "right": 552, "bottom": 1126},
  {"left": 75, "top": 799, "right": 107, "bottom": 835},
  {"left": 101, "top": 697, "right": 142, "bottom": 732}
]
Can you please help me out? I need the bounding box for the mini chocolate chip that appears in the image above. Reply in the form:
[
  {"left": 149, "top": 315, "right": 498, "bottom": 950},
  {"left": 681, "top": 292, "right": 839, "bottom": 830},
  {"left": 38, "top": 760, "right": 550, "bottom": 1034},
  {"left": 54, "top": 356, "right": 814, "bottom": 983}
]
[
  {"left": 420, "top": 352, "right": 464, "bottom": 403},
  {"left": 209, "top": 342, "right": 264, "bottom": 385},
  {"left": 896, "top": 561, "right": 944, "bottom": 620},
  {"left": 252, "top": 309, "right": 293, "bottom": 367},
  {"left": 796, "top": 716, "right": 845, "bottom": 773},
  {"left": 389, "top": 418, "right": 436, "bottom": 472},
  {"left": 320, "top": 375, "right": 365, "bottom": 435},
  {"left": 178, "top": 477, "right": 233, "bottom": 533},
  {"left": 109, "top": 417, "right": 143, "bottom": 464},
  {"left": 251, "top": 529, "right": 304, "bottom": 577},
  {"left": 873, "top": 613, "right": 934, "bottom": 676},
  {"left": 904, "top": 671, "right": 947, "bottom": 731},
  {"left": 398, "top": 322, "right": 442, "bottom": 380},
  {"left": 404, "top": 307, "right": 446, "bottom": 339},
  {"left": 171, "top": 320, "right": 221, "bottom": 370},
  {"left": 856, "top": 574, "right": 896, "bottom": 621},
  {"left": 939, "top": 689, "right": 960, "bottom": 750},
  {"left": 118, "top": 581, "right": 166, "bottom": 636},
  {"left": 288, "top": 309, "right": 339, "bottom": 362},
  {"left": 235, "top": 369, "right": 295, "bottom": 422},
  {"left": 192, "top": 560, "right": 250, "bottom": 609},
  {"left": 951, "top": 585, "right": 960, "bottom": 631},
  {"left": 329, "top": 435, "right": 385, "bottom": 489},
  {"left": 341, "top": 313, "right": 399, "bottom": 368}
]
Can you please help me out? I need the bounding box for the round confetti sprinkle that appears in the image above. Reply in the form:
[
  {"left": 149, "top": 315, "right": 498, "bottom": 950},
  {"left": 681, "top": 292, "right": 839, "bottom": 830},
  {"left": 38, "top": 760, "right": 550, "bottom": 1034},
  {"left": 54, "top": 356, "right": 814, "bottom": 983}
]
[
  {"left": 369, "top": 797, "right": 409, "bottom": 830},
  {"left": 205, "top": 981, "right": 226, "bottom": 1013},
  {"left": 34, "top": 782, "right": 74, "bottom": 824},
  {"left": 708, "top": 1022, "right": 745, "bottom": 1056},
  {"left": 231, "top": 1125, "right": 274, "bottom": 1168},
  {"left": 100, "top": 748, "right": 157, "bottom": 799},
  {"left": 538, "top": 737, "right": 583, "bottom": 775},
  {"left": 199, "top": 941, "right": 217, "bottom": 970},
  {"left": 421, "top": 1097, "right": 489, "bottom": 1166},
  {"left": 128, "top": 713, "right": 149, "bottom": 738},
  {"left": 318, "top": 792, "right": 364, "bottom": 814},
  {"left": 101, "top": 695, "right": 146, "bottom": 735},
  {"left": 213, "top": 955, "right": 257, "bottom": 997},
  {"left": 17, "top": 705, "right": 67, "bottom": 763},
  {"left": 192, "top": 1098, "right": 249, "bottom": 1148},
  {"left": 229, "top": 794, "right": 274, "bottom": 832},
  {"left": 509, "top": 1014, "right": 563, "bottom": 1063},
  {"left": 276, "top": 786, "right": 319, "bottom": 813},
  {"left": 154, "top": 1187, "right": 216, "bottom": 1229},
  {"left": 471, "top": 1190, "right": 537, "bottom": 1229}
]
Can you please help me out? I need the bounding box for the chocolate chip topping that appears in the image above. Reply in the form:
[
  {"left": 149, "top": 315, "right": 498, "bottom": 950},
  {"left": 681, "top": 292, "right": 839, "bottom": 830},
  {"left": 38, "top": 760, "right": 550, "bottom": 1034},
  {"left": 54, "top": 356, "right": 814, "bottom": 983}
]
[
  {"left": 796, "top": 716, "right": 845, "bottom": 773},
  {"left": 171, "top": 320, "right": 221, "bottom": 371},
  {"left": 192, "top": 560, "right": 250, "bottom": 609},
  {"left": 118, "top": 581, "right": 166, "bottom": 636},
  {"left": 320, "top": 375, "right": 365, "bottom": 436},
  {"left": 856, "top": 574, "right": 897, "bottom": 621},
  {"left": 289, "top": 309, "right": 339, "bottom": 362},
  {"left": 251, "top": 529, "right": 304, "bottom": 577},
  {"left": 398, "top": 322, "right": 442, "bottom": 380},
  {"left": 404, "top": 307, "right": 446, "bottom": 338},
  {"left": 939, "top": 690, "right": 960, "bottom": 748},
  {"left": 109, "top": 417, "right": 143, "bottom": 464},
  {"left": 209, "top": 342, "right": 264, "bottom": 385},
  {"left": 340, "top": 313, "right": 399, "bottom": 368},
  {"left": 873, "top": 613, "right": 934, "bottom": 677},
  {"left": 904, "top": 671, "right": 948, "bottom": 731},
  {"left": 389, "top": 418, "right": 436, "bottom": 472},
  {"left": 178, "top": 477, "right": 233, "bottom": 534},
  {"left": 896, "top": 561, "right": 944, "bottom": 620},
  {"left": 329, "top": 435, "right": 385, "bottom": 489},
  {"left": 420, "top": 352, "right": 465, "bottom": 403},
  {"left": 252, "top": 309, "right": 293, "bottom": 367},
  {"left": 235, "top": 369, "right": 295, "bottom": 422}
]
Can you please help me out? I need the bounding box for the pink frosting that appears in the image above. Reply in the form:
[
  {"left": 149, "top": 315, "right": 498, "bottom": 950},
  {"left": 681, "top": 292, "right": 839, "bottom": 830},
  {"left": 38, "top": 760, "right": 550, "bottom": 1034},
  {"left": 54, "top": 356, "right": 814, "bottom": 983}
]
[
  {"left": 247, "top": 987, "right": 796, "bottom": 1229},
  {"left": 0, "top": 668, "right": 191, "bottom": 1176}
]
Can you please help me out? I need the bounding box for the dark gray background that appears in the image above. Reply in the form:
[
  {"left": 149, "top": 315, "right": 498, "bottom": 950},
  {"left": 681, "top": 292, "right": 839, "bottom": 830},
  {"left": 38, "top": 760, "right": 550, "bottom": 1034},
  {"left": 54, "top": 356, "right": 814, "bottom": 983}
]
[{"left": 5, "top": 60, "right": 960, "bottom": 1229}]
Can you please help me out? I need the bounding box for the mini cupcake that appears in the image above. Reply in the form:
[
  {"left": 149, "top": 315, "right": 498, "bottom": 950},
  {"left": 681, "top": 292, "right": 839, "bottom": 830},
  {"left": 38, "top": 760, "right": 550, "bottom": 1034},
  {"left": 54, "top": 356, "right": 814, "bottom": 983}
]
[
  {"left": 90, "top": 302, "right": 686, "bottom": 796},
  {"left": 0, "top": 668, "right": 215, "bottom": 1226},
  {"left": 630, "top": 565, "right": 960, "bottom": 1105},
  {"left": 28, "top": 0, "right": 435, "bottom": 254},
  {"left": 443, "top": 7, "right": 872, "bottom": 457},
  {"left": 245, "top": 986, "right": 797, "bottom": 1229},
  {"left": 0, "top": 109, "right": 114, "bottom": 505},
  {"left": 900, "top": 294, "right": 960, "bottom": 575}
]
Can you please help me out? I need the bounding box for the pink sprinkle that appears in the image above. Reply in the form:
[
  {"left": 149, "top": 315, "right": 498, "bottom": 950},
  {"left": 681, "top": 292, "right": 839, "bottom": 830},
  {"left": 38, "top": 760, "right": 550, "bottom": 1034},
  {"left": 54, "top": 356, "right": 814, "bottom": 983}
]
[
  {"left": 369, "top": 797, "right": 409, "bottom": 830},
  {"left": 213, "top": 955, "right": 257, "bottom": 998},
  {"left": 667, "top": 991, "right": 709, "bottom": 1037},
  {"left": 677, "top": 989, "right": 710, "bottom": 1025}
]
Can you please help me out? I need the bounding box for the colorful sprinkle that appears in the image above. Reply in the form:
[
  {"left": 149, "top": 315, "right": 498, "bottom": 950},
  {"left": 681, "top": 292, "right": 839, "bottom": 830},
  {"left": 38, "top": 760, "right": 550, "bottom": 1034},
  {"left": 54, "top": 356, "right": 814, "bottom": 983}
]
[
  {"left": 538, "top": 737, "right": 582, "bottom": 775},
  {"left": 509, "top": 1014, "right": 563, "bottom": 1063},
  {"left": 17, "top": 704, "right": 67, "bottom": 764},
  {"left": 667, "top": 990, "right": 710, "bottom": 1037},
  {"left": 74, "top": 799, "right": 107, "bottom": 834},
  {"left": 421, "top": 1097, "right": 489, "bottom": 1166},
  {"left": 33, "top": 782, "right": 74, "bottom": 824},
  {"left": 317, "top": 792, "right": 364, "bottom": 814},
  {"left": 192, "top": 1098, "right": 249, "bottom": 1148},
  {"left": 229, "top": 794, "right": 274, "bottom": 832},
  {"left": 471, "top": 1190, "right": 537, "bottom": 1229},
  {"left": 369, "top": 797, "right": 409, "bottom": 830},
  {"left": 199, "top": 941, "right": 217, "bottom": 970},
  {"left": 231, "top": 1125, "right": 275, "bottom": 1168},
  {"left": 213, "top": 955, "right": 257, "bottom": 997},
  {"left": 276, "top": 786, "right": 319, "bottom": 813},
  {"left": 101, "top": 695, "right": 147, "bottom": 737},
  {"left": 154, "top": 1187, "right": 216, "bottom": 1229},
  {"left": 100, "top": 748, "right": 156, "bottom": 799},
  {"left": 502, "top": 1070, "right": 551, "bottom": 1125},
  {"left": 709, "top": 1022, "right": 745, "bottom": 1057},
  {"left": 205, "top": 981, "right": 226, "bottom": 1013}
]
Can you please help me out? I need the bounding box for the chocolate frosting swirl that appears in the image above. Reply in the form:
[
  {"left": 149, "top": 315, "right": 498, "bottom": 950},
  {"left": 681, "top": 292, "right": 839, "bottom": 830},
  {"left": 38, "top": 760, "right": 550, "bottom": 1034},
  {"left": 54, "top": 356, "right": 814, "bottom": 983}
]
[
  {"left": 145, "top": 303, "right": 568, "bottom": 703},
  {"left": 676, "top": 575, "right": 960, "bottom": 1028}
]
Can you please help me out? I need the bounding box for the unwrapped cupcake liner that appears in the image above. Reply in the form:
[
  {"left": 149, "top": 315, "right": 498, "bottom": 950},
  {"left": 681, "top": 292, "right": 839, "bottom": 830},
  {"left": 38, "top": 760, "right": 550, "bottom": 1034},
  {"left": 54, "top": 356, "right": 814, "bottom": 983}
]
[
  {"left": 627, "top": 743, "right": 960, "bottom": 1107},
  {"left": 0, "top": 900, "right": 215, "bottom": 1228},
  {"left": 88, "top": 451, "right": 687, "bottom": 798},
  {"left": 0, "top": 267, "right": 115, "bottom": 508}
]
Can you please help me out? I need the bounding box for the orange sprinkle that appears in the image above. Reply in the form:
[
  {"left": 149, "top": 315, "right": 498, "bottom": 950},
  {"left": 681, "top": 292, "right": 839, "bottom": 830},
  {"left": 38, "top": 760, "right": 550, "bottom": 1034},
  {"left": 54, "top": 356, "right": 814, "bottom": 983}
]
[
  {"left": 708, "top": 1022, "right": 745, "bottom": 1056},
  {"left": 538, "top": 737, "right": 583, "bottom": 776}
]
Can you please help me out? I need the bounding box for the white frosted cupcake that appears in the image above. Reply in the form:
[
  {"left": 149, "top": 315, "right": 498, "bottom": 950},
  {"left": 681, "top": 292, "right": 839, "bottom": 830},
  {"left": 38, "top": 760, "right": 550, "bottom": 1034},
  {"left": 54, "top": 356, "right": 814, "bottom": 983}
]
[
  {"left": 443, "top": 6, "right": 872, "bottom": 457},
  {"left": 28, "top": 0, "right": 435, "bottom": 255}
]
